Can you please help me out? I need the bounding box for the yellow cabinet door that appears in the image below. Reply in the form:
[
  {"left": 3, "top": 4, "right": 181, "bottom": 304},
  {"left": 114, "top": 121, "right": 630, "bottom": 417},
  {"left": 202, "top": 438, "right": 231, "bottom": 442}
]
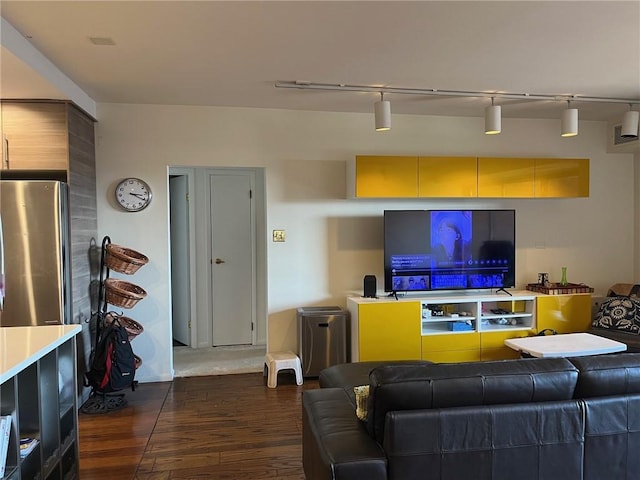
[
  {"left": 421, "top": 332, "right": 480, "bottom": 363},
  {"left": 534, "top": 158, "right": 589, "bottom": 198},
  {"left": 423, "top": 349, "right": 482, "bottom": 363},
  {"left": 358, "top": 302, "right": 422, "bottom": 361},
  {"left": 1, "top": 102, "right": 69, "bottom": 171},
  {"left": 480, "top": 330, "right": 531, "bottom": 361},
  {"left": 536, "top": 294, "right": 592, "bottom": 333},
  {"left": 355, "top": 156, "right": 418, "bottom": 197},
  {"left": 418, "top": 156, "right": 477, "bottom": 197},
  {"left": 477, "top": 157, "right": 535, "bottom": 198}
]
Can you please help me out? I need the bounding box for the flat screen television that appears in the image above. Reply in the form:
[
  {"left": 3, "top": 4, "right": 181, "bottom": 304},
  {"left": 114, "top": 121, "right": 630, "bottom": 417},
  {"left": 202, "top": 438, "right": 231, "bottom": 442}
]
[{"left": 384, "top": 209, "right": 516, "bottom": 293}]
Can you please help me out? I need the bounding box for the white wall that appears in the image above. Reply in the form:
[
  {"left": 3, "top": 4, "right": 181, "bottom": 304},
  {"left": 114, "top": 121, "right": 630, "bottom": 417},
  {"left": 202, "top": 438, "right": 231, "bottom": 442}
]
[{"left": 95, "top": 103, "right": 635, "bottom": 382}]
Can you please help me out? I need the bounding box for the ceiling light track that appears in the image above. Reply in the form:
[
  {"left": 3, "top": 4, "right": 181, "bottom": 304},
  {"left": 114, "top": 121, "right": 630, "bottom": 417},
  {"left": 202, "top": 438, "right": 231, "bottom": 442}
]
[{"left": 275, "top": 81, "right": 640, "bottom": 106}]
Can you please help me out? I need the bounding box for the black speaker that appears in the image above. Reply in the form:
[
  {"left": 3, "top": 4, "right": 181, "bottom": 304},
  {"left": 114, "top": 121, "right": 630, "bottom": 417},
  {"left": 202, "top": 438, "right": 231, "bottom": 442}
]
[{"left": 363, "top": 275, "right": 377, "bottom": 298}]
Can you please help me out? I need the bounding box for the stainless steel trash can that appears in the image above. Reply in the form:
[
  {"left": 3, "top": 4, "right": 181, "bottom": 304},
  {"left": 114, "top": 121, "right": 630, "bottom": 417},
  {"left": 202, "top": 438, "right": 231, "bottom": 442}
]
[{"left": 297, "top": 306, "right": 348, "bottom": 377}]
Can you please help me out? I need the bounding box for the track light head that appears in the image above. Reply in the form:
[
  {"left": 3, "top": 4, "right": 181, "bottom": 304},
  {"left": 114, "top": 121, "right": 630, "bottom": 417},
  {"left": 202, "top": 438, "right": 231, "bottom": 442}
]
[
  {"left": 561, "top": 101, "right": 578, "bottom": 137},
  {"left": 485, "top": 97, "right": 501, "bottom": 135},
  {"left": 374, "top": 92, "right": 391, "bottom": 131},
  {"left": 621, "top": 105, "right": 639, "bottom": 138}
]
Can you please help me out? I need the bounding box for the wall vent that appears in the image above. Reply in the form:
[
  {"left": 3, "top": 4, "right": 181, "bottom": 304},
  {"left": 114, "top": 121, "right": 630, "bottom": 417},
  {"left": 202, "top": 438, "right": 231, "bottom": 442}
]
[{"left": 608, "top": 124, "right": 639, "bottom": 153}]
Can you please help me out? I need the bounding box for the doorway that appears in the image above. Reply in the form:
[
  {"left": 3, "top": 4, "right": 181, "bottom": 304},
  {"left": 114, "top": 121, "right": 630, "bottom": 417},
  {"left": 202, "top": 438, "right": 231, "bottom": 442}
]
[{"left": 168, "top": 166, "right": 267, "bottom": 376}]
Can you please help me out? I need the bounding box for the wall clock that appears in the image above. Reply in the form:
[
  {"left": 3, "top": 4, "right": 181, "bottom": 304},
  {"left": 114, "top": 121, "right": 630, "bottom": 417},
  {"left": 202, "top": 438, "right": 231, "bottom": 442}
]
[{"left": 115, "top": 177, "right": 152, "bottom": 212}]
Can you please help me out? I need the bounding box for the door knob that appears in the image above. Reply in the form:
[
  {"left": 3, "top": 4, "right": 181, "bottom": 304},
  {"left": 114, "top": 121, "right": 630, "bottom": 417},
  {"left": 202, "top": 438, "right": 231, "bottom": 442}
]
[{"left": 215, "top": 258, "right": 225, "bottom": 264}]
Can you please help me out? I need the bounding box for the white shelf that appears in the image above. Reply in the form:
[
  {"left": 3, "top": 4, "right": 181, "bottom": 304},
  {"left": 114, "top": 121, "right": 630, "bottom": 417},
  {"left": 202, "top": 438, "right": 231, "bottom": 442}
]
[{"left": 420, "top": 294, "right": 535, "bottom": 335}]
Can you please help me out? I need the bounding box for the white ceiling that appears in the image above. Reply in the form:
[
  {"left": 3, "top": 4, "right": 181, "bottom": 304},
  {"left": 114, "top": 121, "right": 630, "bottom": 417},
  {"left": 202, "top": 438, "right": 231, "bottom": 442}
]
[{"left": 1, "top": 1, "right": 639, "bottom": 122}]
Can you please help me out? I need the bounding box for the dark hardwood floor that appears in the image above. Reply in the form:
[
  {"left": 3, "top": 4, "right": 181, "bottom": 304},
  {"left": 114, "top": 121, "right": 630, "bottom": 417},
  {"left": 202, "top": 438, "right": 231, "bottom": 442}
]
[{"left": 79, "top": 373, "right": 319, "bottom": 479}]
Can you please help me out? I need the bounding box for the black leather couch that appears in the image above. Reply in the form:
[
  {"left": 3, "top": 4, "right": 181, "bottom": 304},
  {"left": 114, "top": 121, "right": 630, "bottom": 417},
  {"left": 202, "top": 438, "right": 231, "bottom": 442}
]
[{"left": 302, "top": 354, "right": 640, "bottom": 480}]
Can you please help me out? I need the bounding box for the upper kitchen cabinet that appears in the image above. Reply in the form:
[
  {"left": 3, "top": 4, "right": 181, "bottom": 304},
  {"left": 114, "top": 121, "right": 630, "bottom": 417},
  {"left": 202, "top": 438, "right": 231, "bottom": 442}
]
[
  {"left": 477, "top": 157, "right": 535, "bottom": 198},
  {"left": 534, "top": 158, "right": 589, "bottom": 198},
  {"left": 418, "top": 156, "right": 477, "bottom": 197},
  {"left": 1, "top": 101, "right": 69, "bottom": 171},
  {"left": 1, "top": 100, "right": 96, "bottom": 175},
  {"left": 351, "top": 155, "right": 419, "bottom": 197}
]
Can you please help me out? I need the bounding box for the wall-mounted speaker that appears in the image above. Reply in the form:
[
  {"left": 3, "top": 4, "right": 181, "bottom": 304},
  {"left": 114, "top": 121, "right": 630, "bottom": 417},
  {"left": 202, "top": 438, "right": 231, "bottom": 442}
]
[{"left": 363, "top": 275, "right": 377, "bottom": 298}]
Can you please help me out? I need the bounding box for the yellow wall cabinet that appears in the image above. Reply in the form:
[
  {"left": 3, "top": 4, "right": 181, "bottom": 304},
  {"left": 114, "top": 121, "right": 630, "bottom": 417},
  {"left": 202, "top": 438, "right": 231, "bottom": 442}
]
[
  {"left": 350, "top": 155, "right": 589, "bottom": 199},
  {"left": 535, "top": 294, "right": 592, "bottom": 334},
  {"left": 534, "top": 158, "right": 589, "bottom": 198},
  {"left": 1, "top": 101, "right": 70, "bottom": 171},
  {"left": 348, "top": 299, "right": 422, "bottom": 361},
  {"left": 352, "top": 155, "right": 418, "bottom": 198},
  {"left": 418, "top": 156, "right": 477, "bottom": 197}
]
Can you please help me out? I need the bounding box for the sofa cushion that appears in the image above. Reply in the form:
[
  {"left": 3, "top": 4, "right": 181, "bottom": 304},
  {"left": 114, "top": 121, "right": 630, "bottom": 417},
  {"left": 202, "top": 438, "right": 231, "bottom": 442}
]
[
  {"left": 592, "top": 296, "right": 640, "bottom": 334},
  {"left": 319, "top": 360, "right": 431, "bottom": 406},
  {"left": 383, "top": 400, "right": 584, "bottom": 480},
  {"left": 569, "top": 352, "right": 640, "bottom": 397},
  {"left": 366, "top": 357, "right": 579, "bottom": 442}
]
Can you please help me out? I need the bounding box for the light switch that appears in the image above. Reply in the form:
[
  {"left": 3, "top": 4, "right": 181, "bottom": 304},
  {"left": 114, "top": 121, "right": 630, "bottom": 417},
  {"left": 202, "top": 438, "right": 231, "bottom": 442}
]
[{"left": 273, "top": 230, "right": 285, "bottom": 242}]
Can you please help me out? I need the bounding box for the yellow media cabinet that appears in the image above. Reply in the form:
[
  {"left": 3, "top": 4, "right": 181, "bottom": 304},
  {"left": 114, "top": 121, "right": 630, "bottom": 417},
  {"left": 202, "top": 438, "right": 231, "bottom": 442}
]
[{"left": 347, "top": 292, "right": 592, "bottom": 363}]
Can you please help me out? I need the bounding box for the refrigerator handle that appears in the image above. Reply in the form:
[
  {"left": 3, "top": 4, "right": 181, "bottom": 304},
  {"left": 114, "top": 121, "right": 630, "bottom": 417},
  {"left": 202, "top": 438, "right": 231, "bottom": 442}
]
[{"left": 0, "top": 213, "right": 4, "bottom": 310}]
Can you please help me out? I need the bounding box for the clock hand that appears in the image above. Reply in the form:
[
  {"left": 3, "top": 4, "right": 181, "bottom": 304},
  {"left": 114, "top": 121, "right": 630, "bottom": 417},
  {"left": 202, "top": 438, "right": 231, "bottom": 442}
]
[{"left": 129, "top": 192, "right": 147, "bottom": 200}]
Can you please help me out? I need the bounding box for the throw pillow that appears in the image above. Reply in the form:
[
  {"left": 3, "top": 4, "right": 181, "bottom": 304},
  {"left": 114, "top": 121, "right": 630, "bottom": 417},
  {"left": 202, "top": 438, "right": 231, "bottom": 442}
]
[
  {"left": 593, "top": 296, "right": 640, "bottom": 334},
  {"left": 353, "top": 385, "right": 369, "bottom": 421}
]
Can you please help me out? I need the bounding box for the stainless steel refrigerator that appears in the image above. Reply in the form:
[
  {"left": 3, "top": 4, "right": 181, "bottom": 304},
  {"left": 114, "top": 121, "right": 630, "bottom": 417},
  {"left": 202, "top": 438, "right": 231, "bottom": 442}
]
[{"left": 0, "top": 180, "right": 72, "bottom": 326}]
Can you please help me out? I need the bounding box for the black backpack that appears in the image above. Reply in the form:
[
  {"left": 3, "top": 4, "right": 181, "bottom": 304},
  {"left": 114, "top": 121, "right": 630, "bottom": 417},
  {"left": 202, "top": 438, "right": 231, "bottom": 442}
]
[{"left": 85, "top": 320, "right": 137, "bottom": 393}]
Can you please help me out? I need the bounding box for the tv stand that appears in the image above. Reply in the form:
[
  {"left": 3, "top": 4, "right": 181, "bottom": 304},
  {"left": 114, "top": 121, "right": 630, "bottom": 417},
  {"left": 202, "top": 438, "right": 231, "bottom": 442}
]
[{"left": 495, "top": 288, "right": 512, "bottom": 296}]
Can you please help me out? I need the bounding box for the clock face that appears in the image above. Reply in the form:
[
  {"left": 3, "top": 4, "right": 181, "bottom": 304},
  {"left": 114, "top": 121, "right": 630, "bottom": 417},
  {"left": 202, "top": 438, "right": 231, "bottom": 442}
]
[{"left": 115, "top": 178, "right": 152, "bottom": 212}]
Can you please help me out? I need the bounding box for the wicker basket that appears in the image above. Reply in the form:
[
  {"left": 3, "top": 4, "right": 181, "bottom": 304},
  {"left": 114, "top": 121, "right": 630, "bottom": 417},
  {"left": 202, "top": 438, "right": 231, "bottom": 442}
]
[
  {"left": 104, "top": 278, "right": 147, "bottom": 309},
  {"left": 105, "top": 313, "right": 144, "bottom": 341},
  {"left": 105, "top": 244, "right": 149, "bottom": 275}
]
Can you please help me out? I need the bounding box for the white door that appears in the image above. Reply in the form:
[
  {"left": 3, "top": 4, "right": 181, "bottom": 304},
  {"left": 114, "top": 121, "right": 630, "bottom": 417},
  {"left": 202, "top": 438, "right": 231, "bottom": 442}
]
[
  {"left": 210, "top": 172, "right": 255, "bottom": 346},
  {"left": 169, "top": 175, "right": 191, "bottom": 346}
]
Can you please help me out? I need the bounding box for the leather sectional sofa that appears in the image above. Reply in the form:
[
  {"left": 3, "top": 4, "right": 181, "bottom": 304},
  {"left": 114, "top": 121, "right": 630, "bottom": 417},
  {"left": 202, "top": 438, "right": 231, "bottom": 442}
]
[{"left": 302, "top": 354, "right": 640, "bottom": 480}]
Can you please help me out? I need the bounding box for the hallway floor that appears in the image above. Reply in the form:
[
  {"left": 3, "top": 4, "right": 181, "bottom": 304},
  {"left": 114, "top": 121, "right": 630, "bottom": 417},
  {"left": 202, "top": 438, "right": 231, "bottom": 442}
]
[{"left": 172, "top": 344, "right": 266, "bottom": 377}]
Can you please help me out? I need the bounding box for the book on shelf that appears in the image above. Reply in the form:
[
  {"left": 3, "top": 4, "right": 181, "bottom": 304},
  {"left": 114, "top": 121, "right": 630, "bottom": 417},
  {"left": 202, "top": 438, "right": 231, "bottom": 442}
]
[
  {"left": 0, "top": 415, "right": 12, "bottom": 477},
  {"left": 19, "top": 436, "right": 39, "bottom": 458}
]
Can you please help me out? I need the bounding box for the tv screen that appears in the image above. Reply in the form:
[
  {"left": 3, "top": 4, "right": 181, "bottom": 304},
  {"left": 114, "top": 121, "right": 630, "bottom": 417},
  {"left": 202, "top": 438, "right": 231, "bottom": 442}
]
[{"left": 384, "top": 209, "right": 515, "bottom": 292}]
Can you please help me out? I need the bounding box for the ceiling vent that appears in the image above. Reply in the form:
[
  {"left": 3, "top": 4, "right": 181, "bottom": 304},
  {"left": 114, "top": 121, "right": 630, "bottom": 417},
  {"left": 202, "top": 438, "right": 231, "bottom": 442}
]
[{"left": 608, "top": 124, "right": 640, "bottom": 153}]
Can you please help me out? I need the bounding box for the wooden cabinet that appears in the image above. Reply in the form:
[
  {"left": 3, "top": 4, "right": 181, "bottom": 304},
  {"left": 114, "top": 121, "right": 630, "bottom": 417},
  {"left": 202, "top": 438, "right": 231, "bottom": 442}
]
[
  {"left": 348, "top": 299, "right": 422, "bottom": 361},
  {"left": 534, "top": 158, "right": 589, "bottom": 197},
  {"left": 1, "top": 102, "right": 69, "bottom": 171},
  {"left": 418, "top": 156, "right": 477, "bottom": 197},
  {"left": 1, "top": 326, "right": 80, "bottom": 480},
  {"left": 0, "top": 100, "right": 97, "bottom": 398},
  {"left": 477, "top": 157, "right": 535, "bottom": 197},
  {"left": 536, "top": 294, "right": 592, "bottom": 333},
  {"left": 353, "top": 155, "right": 418, "bottom": 197}
]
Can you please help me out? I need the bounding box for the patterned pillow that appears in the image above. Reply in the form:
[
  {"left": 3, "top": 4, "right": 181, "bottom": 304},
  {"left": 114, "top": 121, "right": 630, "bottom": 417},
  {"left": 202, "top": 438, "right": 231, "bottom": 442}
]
[
  {"left": 593, "top": 296, "right": 640, "bottom": 334},
  {"left": 353, "top": 385, "right": 369, "bottom": 421}
]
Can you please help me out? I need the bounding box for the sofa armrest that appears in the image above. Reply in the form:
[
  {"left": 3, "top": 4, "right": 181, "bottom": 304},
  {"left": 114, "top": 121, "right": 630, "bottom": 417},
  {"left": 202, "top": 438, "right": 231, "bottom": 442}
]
[{"left": 303, "top": 388, "right": 387, "bottom": 480}]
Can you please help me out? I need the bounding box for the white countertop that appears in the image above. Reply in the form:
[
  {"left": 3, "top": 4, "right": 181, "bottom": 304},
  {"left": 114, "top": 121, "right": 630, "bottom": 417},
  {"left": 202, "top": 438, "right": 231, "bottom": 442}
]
[
  {"left": 504, "top": 332, "right": 627, "bottom": 358},
  {"left": 0, "top": 325, "right": 82, "bottom": 384},
  {"left": 347, "top": 289, "right": 537, "bottom": 304}
]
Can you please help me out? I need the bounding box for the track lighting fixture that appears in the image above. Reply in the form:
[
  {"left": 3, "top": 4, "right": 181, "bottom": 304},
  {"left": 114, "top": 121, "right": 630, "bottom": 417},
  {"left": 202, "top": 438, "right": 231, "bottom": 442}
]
[
  {"left": 621, "top": 105, "right": 639, "bottom": 138},
  {"left": 561, "top": 101, "right": 578, "bottom": 137},
  {"left": 485, "top": 97, "right": 501, "bottom": 135},
  {"left": 374, "top": 92, "right": 391, "bottom": 131},
  {"left": 275, "top": 81, "right": 640, "bottom": 136}
]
